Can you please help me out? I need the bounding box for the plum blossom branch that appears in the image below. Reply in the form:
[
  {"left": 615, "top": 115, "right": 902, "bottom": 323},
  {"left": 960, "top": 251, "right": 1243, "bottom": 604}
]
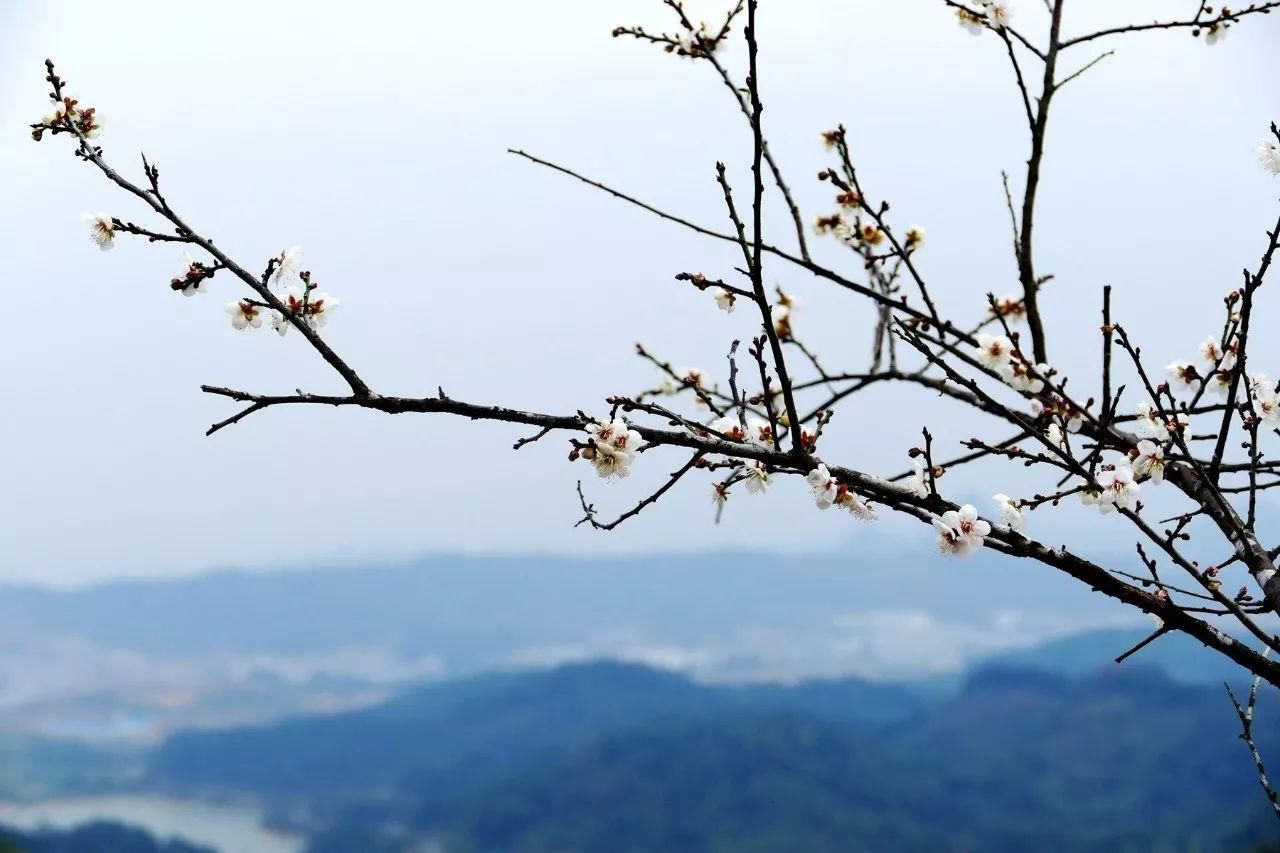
[
  {"left": 1060, "top": 2, "right": 1280, "bottom": 49},
  {"left": 34, "top": 6, "right": 1280, "bottom": 803}
]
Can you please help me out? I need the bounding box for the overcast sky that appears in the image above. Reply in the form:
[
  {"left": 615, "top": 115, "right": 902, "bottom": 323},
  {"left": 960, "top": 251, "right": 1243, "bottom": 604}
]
[{"left": 2, "top": 1, "right": 1279, "bottom": 585}]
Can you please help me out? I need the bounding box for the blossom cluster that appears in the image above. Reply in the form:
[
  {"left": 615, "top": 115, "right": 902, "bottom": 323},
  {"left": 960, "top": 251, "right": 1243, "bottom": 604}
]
[
  {"left": 955, "top": 1, "right": 1013, "bottom": 34},
  {"left": 1134, "top": 401, "right": 1189, "bottom": 442},
  {"left": 1031, "top": 394, "right": 1083, "bottom": 448},
  {"left": 974, "top": 333, "right": 1048, "bottom": 393},
  {"left": 925, "top": 494, "right": 1031, "bottom": 558},
  {"left": 659, "top": 21, "right": 718, "bottom": 59},
  {"left": 76, "top": 217, "right": 341, "bottom": 336},
  {"left": 709, "top": 415, "right": 769, "bottom": 446},
  {"left": 814, "top": 214, "right": 883, "bottom": 249},
  {"left": 227, "top": 247, "right": 339, "bottom": 334},
  {"left": 1165, "top": 336, "right": 1237, "bottom": 398},
  {"left": 988, "top": 294, "right": 1026, "bottom": 325},
  {"left": 806, "top": 464, "right": 876, "bottom": 519},
  {"left": 578, "top": 418, "right": 645, "bottom": 479},
  {"left": 171, "top": 254, "right": 216, "bottom": 297},
  {"left": 1199, "top": 17, "right": 1230, "bottom": 45},
  {"left": 31, "top": 96, "right": 101, "bottom": 142}
]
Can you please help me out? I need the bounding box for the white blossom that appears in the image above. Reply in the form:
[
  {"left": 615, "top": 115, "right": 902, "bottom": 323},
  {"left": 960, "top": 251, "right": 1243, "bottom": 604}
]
[
  {"left": 974, "top": 333, "right": 1014, "bottom": 372},
  {"left": 227, "top": 300, "right": 263, "bottom": 330},
  {"left": 835, "top": 489, "right": 877, "bottom": 521},
  {"left": 1203, "top": 21, "right": 1227, "bottom": 45},
  {"left": 1253, "top": 389, "right": 1280, "bottom": 424},
  {"left": 1209, "top": 370, "right": 1234, "bottom": 399},
  {"left": 956, "top": 7, "right": 985, "bottom": 34},
  {"left": 1198, "top": 337, "right": 1235, "bottom": 371},
  {"left": 857, "top": 223, "right": 885, "bottom": 246},
  {"left": 1132, "top": 440, "right": 1166, "bottom": 485},
  {"left": 1081, "top": 487, "right": 1103, "bottom": 508},
  {"left": 586, "top": 418, "right": 644, "bottom": 458},
  {"left": 990, "top": 294, "right": 1027, "bottom": 325},
  {"left": 713, "top": 287, "right": 737, "bottom": 313},
  {"left": 904, "top": 225, "right": 926, "bottom": 250},
  {"left": 1260, "top": 138, "right": 1280, "bottom": 176},
  {"left": 981, "top": 0, "right": 1013, "bottom": 28},
  {"left": 772, "top": 302, "right": 792, "bottom": 339},
  {"left": 993, "top": 493, "right": 1024, "bottom": 531},
  {"left": 1046, "top": 422, "right": 1065, "bottom": 448},
  {"left": 270, "top": 246, "right": 303, "bottom": 286},
  {"left": 903, "top": 458, "right": 930, "bottom": 498},
  {"left": 1096, "top": 465, "right": 1140, "bottom": 514},
  {"left": 590, "top": 445, "right": 634, "bottom": 480},
  {"left": 933, "top": 504, "right": 991, "bottom": 557},
  {"left": 747, "top": 417, "right": 775, "bottom": 447},
  {"left": 1005, "top": 359, "right": 1045, "bottom": 394},
  {"left": 278, "top": 285, "right": 339, "bottom": 331},
  {"left": 742, "top": 459, "right": 771, "bottom": 494},
  {"left": 41, "top": 102, "right": 67, "bottom": 125},
  {"left": 1165, "top": 360, "right": 1199, "bottom": 392},
  {"left": 173, "top": 254, "right": 210, "bottom": 297},
  {"left": 709, "top": 416, "right": 747, "bottom": 443},
  {"left": 583, "top": 418, "right": 643, "bottom": 480},
  {"left": 80, "top": 109, "right": 103, "bottom": 138},
  {"left": 1134, "top": 401, "right": 1170, "bottom": 442},
  {"left": 680, "top": 367, "right": 707, "bottom": 388},
  {"left": 81, "top": 212, "right": 115, "bottom": 251},
  {"left": 308, "top": 292, "right": 338, "bottom": 327},
  {"left": 806, "top": 464, "right": 838, "bottom": 509}
]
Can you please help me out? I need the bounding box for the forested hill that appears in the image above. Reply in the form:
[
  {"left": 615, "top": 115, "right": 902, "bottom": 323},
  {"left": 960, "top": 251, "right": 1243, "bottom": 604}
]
[{"left": 151, "top": 661, "right": 1280, "bottom": 852}]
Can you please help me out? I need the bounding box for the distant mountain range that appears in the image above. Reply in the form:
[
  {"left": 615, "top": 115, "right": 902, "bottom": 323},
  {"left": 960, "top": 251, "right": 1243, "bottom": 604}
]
[{"left": 0, "top": 550, "right": 1168, "bottom": 741}]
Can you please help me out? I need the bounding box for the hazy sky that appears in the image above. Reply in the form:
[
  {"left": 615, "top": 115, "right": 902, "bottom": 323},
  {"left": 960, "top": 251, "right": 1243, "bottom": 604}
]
[{"left": 3, "top": 1, "right": 1279, "bottom": 584}]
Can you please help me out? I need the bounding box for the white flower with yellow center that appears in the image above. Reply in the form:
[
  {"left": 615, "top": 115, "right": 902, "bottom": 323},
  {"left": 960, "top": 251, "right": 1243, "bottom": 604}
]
[
  {"left": 81, "top": 212, "right": 115, "bottom": 251},
  {"left": 270, "top": 246, "right": 304, "bottom": 286},
  {"left": 933, "top": 505, "right": 991, "bottom": 557},
  {"left": 1096, "top": 465, "right": 1139, "bottom": 513},
  {"left": 903, "top": 458, "right": 930, "bottom": 498},
  {"left": 993, "top": 493, "right": 1024, "bottom": 531},
  {"left": 713, "top": 287, "right": 736, "bottom": 313},
  {"left": 806, "top": 464, "right": 838, "bottom": 509},
  {"left": 1132, "top": 440, "right": 1166, "bottom": 485},
  {"left": 226, "top": 300, "right": 263, "bottom": 330},
  {"left": 742, "top": 459, "right": 771, "bottom": 494},
  {"left": 974, "top": 333, "right": 1014, "bottom": 372}
]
